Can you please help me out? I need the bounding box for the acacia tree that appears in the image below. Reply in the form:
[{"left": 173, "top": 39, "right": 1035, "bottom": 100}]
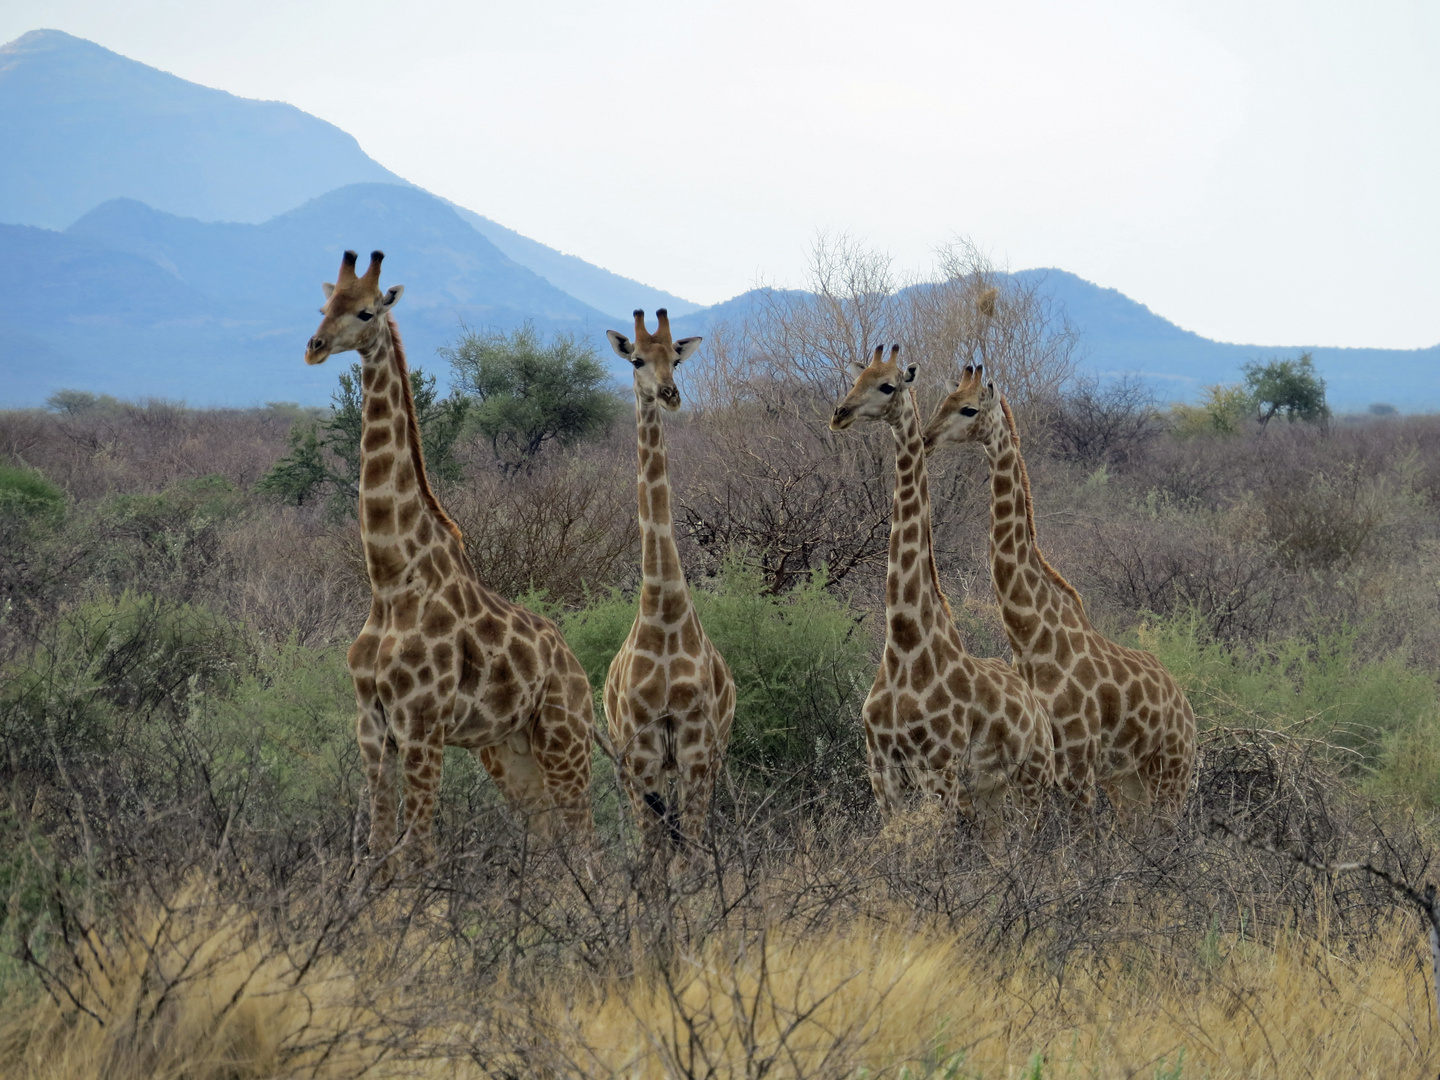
[
  {"left": 442, "top": 322, "right": 621, "bottom": 475},
  {"left": 1243, "top": 352, "right": 1329, "bottom": 430}
]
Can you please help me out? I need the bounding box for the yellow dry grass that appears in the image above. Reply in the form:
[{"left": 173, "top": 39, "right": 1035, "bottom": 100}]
[{"left": 3, "top": 880, "right": 1438, "bottom": 1080}]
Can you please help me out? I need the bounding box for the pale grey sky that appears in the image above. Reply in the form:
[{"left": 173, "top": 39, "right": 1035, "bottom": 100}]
[{"left": 3, "top": 0, "right": 1436, "bottom": 348}]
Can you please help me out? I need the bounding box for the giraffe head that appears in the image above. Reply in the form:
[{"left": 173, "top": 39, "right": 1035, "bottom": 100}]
[
  {"left": 304, "top": 250, "right": 405, "bottom": 365},
  {"left": 921, "top": 364, "right": 1000, "bottom": 452},
  {"left": 829, "top": 345, "right": 914, "bottom": 430},
  {"left": 606, "top": 309, "right": 702, "bottom": 411}
]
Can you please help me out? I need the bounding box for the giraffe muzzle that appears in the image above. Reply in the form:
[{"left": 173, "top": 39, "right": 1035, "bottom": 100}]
[
  {"left": 657, "top": 385, "right": 681, "bottom": 409},
  {"left": 830, "top": 407, "right": 854, "bottom": 431}
]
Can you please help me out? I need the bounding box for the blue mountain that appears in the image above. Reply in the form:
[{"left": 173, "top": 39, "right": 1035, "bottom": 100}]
[
  {"left": 0, "top": 29, "right": 697, "bottom": 321},
  {"left": 671, "top": 276, "right": 1440, "bottom": 412},
  {"left": 0, "top": 29, "right": 403, "bottom": 230},
  {"left": 0, "top": 27, "right": 1433, "bottom": 410},
  {"left": 2, "top": 185, "right": 625, "bottom": 405}
]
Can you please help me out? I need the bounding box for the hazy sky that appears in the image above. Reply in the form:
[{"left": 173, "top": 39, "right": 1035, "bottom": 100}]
[{"left": 4, "top": 0, "right": 1437, "bottom": 348}]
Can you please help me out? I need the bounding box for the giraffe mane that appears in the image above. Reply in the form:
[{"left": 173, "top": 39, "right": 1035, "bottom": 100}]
[
  {"left": 999, "top": 398, "right": 1085, "bottom": 615},
  {"left": 388, "top": 315, "right": 463, "bottom": 543}
]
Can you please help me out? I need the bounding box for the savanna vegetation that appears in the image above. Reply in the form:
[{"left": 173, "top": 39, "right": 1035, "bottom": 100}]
[{"left": 2, "top": 240, "right": 1440, "bottom": 1077}]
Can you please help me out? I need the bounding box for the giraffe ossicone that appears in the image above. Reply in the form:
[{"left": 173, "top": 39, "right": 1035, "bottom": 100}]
[
  {"left": 831, "top": 344, "right": 1056, "bottom": 837},
  {"left": 305, "top": 249, "right": 596, "bottom": 872},
  {"left": 603, "top": 308, "right": 737, "bottom": 855},
  {"left": 923, "top": 364, "right": 1195, "bottom": 826}
]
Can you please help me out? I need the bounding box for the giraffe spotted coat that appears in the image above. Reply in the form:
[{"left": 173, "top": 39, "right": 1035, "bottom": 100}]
[
  {"left": 304, "top": 250, "right": 595, "bottom": 868},
  {"left": 923, "top": 365, "right": 1195, "bottom": 823},
  {"left": 832, "top": 346, "right": 1055, "bottom": 833}
]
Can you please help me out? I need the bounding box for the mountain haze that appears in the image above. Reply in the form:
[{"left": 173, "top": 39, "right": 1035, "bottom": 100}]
[
  {"left": 1, "top": 185, "right": 628, "bottom": 405},
  {"left": 0, "top": 27, "right": 1433, "bottom": 410},
  {"left": 0, "top": 29, "right": 404, "bottom": 229}
]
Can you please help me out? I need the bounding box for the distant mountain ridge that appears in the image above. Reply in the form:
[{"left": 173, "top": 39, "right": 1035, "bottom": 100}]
[
  {"left": 0, "top": 29, "right": 697, "bottom": 322},
  {"left": 0, "top": 27, "right": 1435, "bottom": 410},
  {"left": 1, "top": 184, "right": 625, "bottom": 405},
  {"left": 0, "top": 29, "right": 404, "bottom": 229}
]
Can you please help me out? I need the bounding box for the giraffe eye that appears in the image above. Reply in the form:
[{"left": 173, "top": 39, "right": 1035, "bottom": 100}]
[
  {"left": 879, "top": 384, "right": 895, "bottom": 394},
  {"left": 959, "top": 406, "right": 978, "bottom": 416},
  {"left": 631, "top": 358, "right": 645, "bottom": 368},
  {"left": 356, "top": 310, "right": 374, "bottom": 322}
]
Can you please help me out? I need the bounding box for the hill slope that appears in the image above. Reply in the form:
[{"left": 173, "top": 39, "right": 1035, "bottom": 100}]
[
  {"left": 0, "top": 29, "right": 698, "bottom": 321},
  {"left": 0, "top": 29, "right": 404, "bottom": 229},
  {"left": 0, "top": 185, "right": 625, "bottom": 406},
  {"left": 671, "top": 275, "right": 1440, "bottom": 412}
]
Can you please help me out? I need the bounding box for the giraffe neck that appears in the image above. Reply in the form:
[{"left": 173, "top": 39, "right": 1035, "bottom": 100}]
[
  {"left": 634, "top": 393, "right": 691, "bottom": 623},
  {"left": 885, "top": 390, "right": 954, "bottom": 636},
  {"left": 983, "top": 400, "right": 1087, "bottom": 652},
  {"left": 356, "top": 316, "right": 461, "bottom": 592}
]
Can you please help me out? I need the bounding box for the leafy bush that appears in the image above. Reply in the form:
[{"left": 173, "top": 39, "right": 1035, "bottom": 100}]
[
  {"left": 1170, "top": 383, "right": 1255, "bottom": 438},
  {"left": 0, "top": 465, "right": 64, "bottom": 528},
  {"left": 1136, "top": 611, "right": 1440, "bottom": 777},
  {"left": 196, "top": 638, "right": 357, "bottom": 821},
  {"left": 443, "top": 322, "right": 621, "bottom": 474},
  {"left": 560, "top": 564, "right": 873, "bottom": 792},
  {"left": 86, "top": 476, "right": 247, "bottom": 600},
  {"left": 0, "top": 593, "right": 249, "bottom": 790}
]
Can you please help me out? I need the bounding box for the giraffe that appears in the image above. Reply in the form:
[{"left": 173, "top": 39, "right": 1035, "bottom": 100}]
[
  {"left": 603, "top": 308, "right": 737, "bottom": 853},
  {"left": 830, "top": 346, "right": 1055, "bottom": 835},
  {"left": 304, "top": 249, "right": 595, "bottom": 868},
  {"left": 922, "top": 364, "right": 1195, "bottom": 825}
]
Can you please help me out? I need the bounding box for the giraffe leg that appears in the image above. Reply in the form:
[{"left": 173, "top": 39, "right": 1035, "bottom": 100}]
[
  {"left": 629, "top": 760, "right": 677, "bottom": 856},
  {"left": 867, "top": 740, "right": 905, "bottom": 822},
  {"left": 674, "top": 721, "right": 720, "bottom": 851},
  {"left": 357, "top": 699, "right": 400, "bottom": 862},
  {"left": 477, "top": 738, "right": 548, "bottom": 831},
  {"left": 1100, "top": 770, "right": 1152, "bottom": 834},
  {"left": 395, "top": 702, "right": 447, "bottom": 870},
  {"left": 530, "top": 689, "right": 597, "bottom": 844}
]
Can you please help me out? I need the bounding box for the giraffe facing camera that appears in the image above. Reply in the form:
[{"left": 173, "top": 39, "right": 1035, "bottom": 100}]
[
  {"left": 604, "top": 309, "right": 737, "bottom": 859},
  {"left": 304, "top": 249, "right": 597, "bottom": 875}
]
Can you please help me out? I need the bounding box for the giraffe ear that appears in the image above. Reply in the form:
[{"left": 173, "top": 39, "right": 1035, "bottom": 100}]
[
  {"left": 380, "top": 285, "right": 404, "bottom": 309},
  {"left": 903, "top": 365, "right": 918, "bottom": 384},
  {"left": 944, "top": 379, "right": 960, "bottom": 395},
  {"left": 321, "top": 282, "right": 336, "bottom": 300},
  {"left": 607, "top": 330, "right": 635, "bottom": 360},
  {"left": 983, "top": 382, "right": 996, "bottom": 402},
  {"left": 847, "top": 360, "right": 867, "bottom": 376},
  {"left": 674, "top": 336, "right": 703, "bottom": 364}
]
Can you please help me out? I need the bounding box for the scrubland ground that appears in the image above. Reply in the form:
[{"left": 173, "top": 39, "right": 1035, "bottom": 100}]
[{"left": 4, "top": 258, "right": 1440, "bottom": 1076}]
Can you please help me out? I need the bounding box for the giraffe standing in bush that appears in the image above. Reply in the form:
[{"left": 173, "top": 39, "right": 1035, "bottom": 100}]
[
  {"left": 923, "top": 364, "right": 1195, "bottom": 824},
  {"left": 304, "top": 250, "right": 594, "bottom": 869},
  {"left": 604, "top": 309, "right": 736, "bottom": 852},
  {"left": 831, "top": 346, "right": 1055, "bottom": 834}
]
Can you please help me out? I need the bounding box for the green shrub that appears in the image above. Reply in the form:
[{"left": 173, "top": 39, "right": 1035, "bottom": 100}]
[
  {"left": 86, "top": 476, "right": 246, "bottom": 597},
  {"left": 0, "top": 465, "right": 64, "bottom": 528},
  {"left": 560, "top": 564, "right": 872, "bottom": 791},
  {"left": 0, "top": 593, "right": 249, "bottom": 788},
  {"left": 1137, "top": 611, "right": 1440, "bottom": 783},
  {"left": 197, "top": 638, "right": 357, "bottom": 820},
  {"left": 1169, "top": 384, "right": 1254, "bottom": 438}
]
